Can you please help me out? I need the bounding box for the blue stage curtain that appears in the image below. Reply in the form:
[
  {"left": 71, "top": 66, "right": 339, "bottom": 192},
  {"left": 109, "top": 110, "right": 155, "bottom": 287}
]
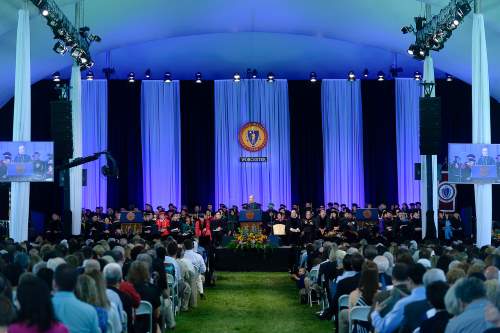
[
  {"left": 141, "top": 80, "right": 181, "bottom": 208},
  {"left": 321, "top": 80, "right": 365, "bottom": 207},
  {"left": 82, "top": 80, "right": 108, "bottom": 210},
  {"left": 395, "top": 78, "right": 421, "bottom": 205},
  {"left": 214, "top": 79, "right": 291, "bottom": 208}
]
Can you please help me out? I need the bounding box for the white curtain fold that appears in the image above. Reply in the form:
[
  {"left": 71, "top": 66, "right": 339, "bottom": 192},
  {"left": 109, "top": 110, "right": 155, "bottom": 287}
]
[
  {"left": 395, "top": 78, "right": 421, "bottom": 205},
  {"left": 9, "top": 9, "right": 31, "bottom": 242},
  {"left": 82, "top": 80, "right": 108, "bottom": 210},
  {"left": 421, "top": 56, "right": 439, "bottom": 239},
  {"left": 321, "top": 80, "right": 365, "bottom": 207},
  {"left": 70, "top": 65, "right": 83, "bottom": 235},
  {"left": 472, "top": 13, "right": 492, "bottom": 247}
]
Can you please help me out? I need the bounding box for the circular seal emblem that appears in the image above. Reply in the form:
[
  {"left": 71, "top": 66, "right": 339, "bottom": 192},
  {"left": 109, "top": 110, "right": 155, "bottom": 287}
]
[
  {"left": 362, "top": 210, "right": 373, "bottom": 219},
  {"left": 245, "top": 211, "right": 255, "bottom": 220},
  {"left": 126, "top": 212, "right": 136, "bottom": 221},
  {"left": 438, "top": 183, "right": 457, "bottom": 203},
  {"left": 238, "top": 122, "right": 268, "bottom": 152}
]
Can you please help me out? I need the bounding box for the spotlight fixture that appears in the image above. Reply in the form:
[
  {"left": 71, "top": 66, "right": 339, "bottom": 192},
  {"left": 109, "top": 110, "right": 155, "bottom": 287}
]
[
  {"left": 128, "top": 72, "right": 135, "bottom": 83},
  {"left": 145, "top": 69, "right": 151, "bottom": 79},
  {"left": 446, "top": 73, "right": 454, "bottom": 82},
  {"left": 164, "top": 72, "right": 172, "bottom": 83},
  {"left": 405, "top": 0, "right": 471, "bottom": 60},
  {"left": 309, "top": 72, "right": 317, "bottom": 83},
  {"left": 86, "top": 70, "right": 94, "bottom": 81},
  {"left": 52, "top": 71, "right": 61, "bottom": 82},
  {"left": 401, "top": 26, "right": 414, "bottom": 34},
  {"left": 347, "top": 71, "right": 356, "bottom": 81},
  {"left": 362, "top": 69, "right": 369, "bottom": 78},
  {"left": 195, "top": 72, "right": 202, "bottom": 83},
  {"left": 233, "top": 73, "right": 241, "bottom": 82},
  {"left": 252, "top": 69, "right": 258, "bottom": 79},
  {"left": 377, "top": 71, "right": 385, "bottom": 82},
  {"left": 414, "top": 71, "right": 422, "bottom": 81},
  {"left": 267, "top": 72, "right": 275, "bottom": 83},
  {"left": 52, "top": 40, "right": 67, "bottom": 54}
]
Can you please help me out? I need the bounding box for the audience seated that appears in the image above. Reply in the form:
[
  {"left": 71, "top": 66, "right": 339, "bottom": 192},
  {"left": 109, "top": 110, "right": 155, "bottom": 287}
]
[{"left": 420, "top": 281, "right": 451, "bottom": 333}]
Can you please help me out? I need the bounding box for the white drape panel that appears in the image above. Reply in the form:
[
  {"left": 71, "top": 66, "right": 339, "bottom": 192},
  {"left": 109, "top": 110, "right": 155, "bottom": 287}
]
[
  {"left": 9, "top": 9, "right": 31, "bottom": 242},
  {"left": 141, "top": 80, "right": 181, "bottom": 208},
  {"left": 395, "top": 78, "right": 421, "bottom": 204},
  {"left": 421, "top": 56, "right": 439, "bottom": 239},
  {"left": 472, "top": 13, "right": 492, "bottom": 247},
  {"left": 70, "top": 65, "right": 83, "bottom": 235},
  {"left": 82, "top": 80, "right": 108, "bottom": 210},
  {"left": 321, "top": 80, "right": 365, "bottom": 207}
]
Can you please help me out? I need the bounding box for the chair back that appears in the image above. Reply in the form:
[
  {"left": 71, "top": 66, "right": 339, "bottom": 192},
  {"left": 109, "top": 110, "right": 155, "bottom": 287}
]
[
  {"left": 338, "top": 294, "right": 349, "bottom": 312},
  {"left": 136, "top": 300, "right": 153, "bottom": 333},
  {"left": 164, "top": 262, "right": 176, "bottom": 278},
  {"left": 349, "top": 305, "right": 371, "bottom": 333},
  {"left": 309, "top": 267, "right": 319, "bottom": 282}
]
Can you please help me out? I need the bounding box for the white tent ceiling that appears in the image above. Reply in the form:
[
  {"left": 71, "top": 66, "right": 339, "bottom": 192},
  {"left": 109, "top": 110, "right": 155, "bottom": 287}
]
[{"left": 0, "top": 0, "right": 499, "bottom": 107}]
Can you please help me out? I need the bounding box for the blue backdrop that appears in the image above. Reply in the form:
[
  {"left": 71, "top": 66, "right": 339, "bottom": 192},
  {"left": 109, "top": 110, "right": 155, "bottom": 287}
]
[
  {"left": 82, "top": 79, "right": 108, "bottom": 210},
  {"left": 141, "top": 80, "right": 181, "bottom": 208},
  {"left": 214, "top": 79, "right": 291, "bottom": 208},
  {"left": 395, "top": 78, "right": 421, "bottom": 204},
  {"left": 321, "top": 80, "right": 365, "bottom": 206}
]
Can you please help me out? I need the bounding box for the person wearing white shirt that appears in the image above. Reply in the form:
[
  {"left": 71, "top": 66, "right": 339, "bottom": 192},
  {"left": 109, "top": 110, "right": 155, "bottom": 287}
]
[{"left": 183, "top": 239, "right": 206, "bottom": 307}]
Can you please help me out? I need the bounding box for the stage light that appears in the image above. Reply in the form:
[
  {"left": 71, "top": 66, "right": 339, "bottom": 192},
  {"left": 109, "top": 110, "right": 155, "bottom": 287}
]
[
  {"left": 164, "top": 72, "right": 172, "bottom": 83},
  {"left": 42, "top": 8, "right": 49, "bottom": 16},
  {"left": 195, "top": 72, "right": 202, "bottom": 83},
  {"left": 347, "top": 71, "right": 356, "bottom": 82},
  {"left": 363, "top": 69, "right": 369, "bottom": 78},
  {"left": 309, "top": 72, "right": 317, "bottom": 82},
  {"left": 233, "top": 73, "right": 241, "bottom": 82},
  {"left": 446, "top": 73, "right": 453, "bottom": 82},
  {"left": 53, "top": 40, "right": 67, "bottom": 54},
  {"left": 145, "top": 69, "right": 151, "bottom": 79},
  {"left": 52, "top": 72, "right": 61, "bottom": 82},
  {"left": 252, "top": 69, "right": 258, "bottom": 79},
  {"left": 267, "top": 72, "right": 275, "bottom": 83},
  {"left": 401, "top": 26, "right": 414, "bottom": 34},
  {"left": 128, "top": 72, "right": 135, "bottom": 83},
  {"left": 414, "top": 71, "right": 422, "bottom": 81},
  {"left": 377, "top": 71, "right": 385, "bottom": 82},
  {"left": 86, "top": 71, "right": 94, "bottom": 81}
]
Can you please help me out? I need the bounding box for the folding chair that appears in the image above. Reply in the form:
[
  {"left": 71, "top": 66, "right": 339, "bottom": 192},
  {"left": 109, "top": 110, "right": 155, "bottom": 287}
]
[
  {"left": 334, "top": 294, "right": 350, "bottom": 321},
  {"left": 307, "top": 267, "right": 320, "bottom": 307},
  {"left": 166, "top": 273, "right": 179, "bottom": 315},
  {"left": 348, "top": 306, "right": 371, "bottom": 333},
  {"left": 136, "top": 301, "right": 153, "bottom": 333}
]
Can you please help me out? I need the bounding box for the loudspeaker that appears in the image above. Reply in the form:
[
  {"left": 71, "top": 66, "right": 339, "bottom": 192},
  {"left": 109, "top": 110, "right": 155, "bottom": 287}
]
[
  {"left": 51, "top": 101, "right": 73, "bottom": 162},
  {"left": 419, "top": 97, "right": 441, "bottom": 155},
  {"left": 414, "top": 163, "right": 421, "bottom": 180}
]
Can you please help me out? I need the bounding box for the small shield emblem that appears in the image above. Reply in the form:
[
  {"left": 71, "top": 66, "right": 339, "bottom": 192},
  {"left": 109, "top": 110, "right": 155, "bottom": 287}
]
[{"left": 247, "top": 130, "right": 259, "bottom": 147}]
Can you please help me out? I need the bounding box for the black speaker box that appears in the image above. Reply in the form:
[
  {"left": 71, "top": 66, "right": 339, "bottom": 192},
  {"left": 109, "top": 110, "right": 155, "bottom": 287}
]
[
  {"left": 50, "top": 101, "right": 73, "bottom": 162},
  {"left": 419, "top": 97, "right": 442, "bottom": 155}
]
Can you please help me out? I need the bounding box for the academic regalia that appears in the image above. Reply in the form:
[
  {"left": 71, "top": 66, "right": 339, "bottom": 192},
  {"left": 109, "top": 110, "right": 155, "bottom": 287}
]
[
  {"left": 286, "top": 217, "right": 301, "bottom": 246},
  {"left": 301, "top": 218, "right": 315, "bottom": 244}
]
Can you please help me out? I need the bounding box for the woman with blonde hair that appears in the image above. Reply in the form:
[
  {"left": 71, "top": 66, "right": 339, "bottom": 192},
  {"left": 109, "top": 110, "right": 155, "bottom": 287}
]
[
  {"left": 85, "top": 271, "right": 122, "bottom": 333},
  {"left": 75, "top": 274, "right": 108, "bottom": 333}
]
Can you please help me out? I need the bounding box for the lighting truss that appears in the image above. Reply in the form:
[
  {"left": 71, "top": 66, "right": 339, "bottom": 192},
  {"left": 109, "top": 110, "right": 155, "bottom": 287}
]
[
  {"left": 31, "top": 0, "right": 99, "bottom": 69},
  {"left": 407, "top": 0, "right": 472, "bottom": 60}
]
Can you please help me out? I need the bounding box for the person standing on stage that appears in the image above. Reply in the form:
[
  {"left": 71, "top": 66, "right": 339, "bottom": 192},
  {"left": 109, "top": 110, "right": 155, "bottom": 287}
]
[
  {"left": 210, "top": 211, "right": 224, "bottom": 247},
  {"left": 301, "top": 210, "right": 315, "bottom": 244},
  {"left": 286, "top": 209, "right": 301, "bottom": 246},
  {"left": 14, "top": 144, "right": 31, "bottom": 162}
]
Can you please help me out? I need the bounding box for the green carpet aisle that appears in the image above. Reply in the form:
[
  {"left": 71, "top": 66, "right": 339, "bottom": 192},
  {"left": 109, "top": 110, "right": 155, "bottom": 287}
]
[{"left": 175, "top": 272, "right": 332, "bottom": 333}]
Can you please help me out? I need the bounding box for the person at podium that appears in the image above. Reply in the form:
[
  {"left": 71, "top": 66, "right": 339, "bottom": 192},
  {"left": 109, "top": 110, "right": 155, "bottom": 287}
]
[{"left": 246, "top": 195, "right": 262, "bottom": 210}]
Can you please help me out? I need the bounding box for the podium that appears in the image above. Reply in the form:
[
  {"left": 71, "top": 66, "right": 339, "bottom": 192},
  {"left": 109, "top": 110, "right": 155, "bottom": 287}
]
[
  {"left": 119, "top": 211, "right": 144, "bottom": 234},
  {"left": 239, "top": 209, "right": 262, "bottom": 233}
]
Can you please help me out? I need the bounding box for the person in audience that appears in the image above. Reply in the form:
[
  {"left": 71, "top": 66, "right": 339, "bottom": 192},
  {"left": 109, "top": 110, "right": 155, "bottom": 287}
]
[
  {"left": 371, "top": 263, "right": 427, "bottom": 333},
  {"left": 486, "top": 266, "right": 500, "bottom": 281},
  {"left": 127, "top": 260, "right": 162, "bottom": 332},
  {"left": 420, "top": 281, "right": 451, "bottom": 333},
  {"left": 445, "top": 277, "right": 492, "bottom": 333},
  {"left": 338, "top": 261, "right": 379, "bottom": 333},
  {"left": 75, "top": 274, "right": 109, "bottom": 333},
  {"left": 377, "top": 263, "right": 410, "bottom": 317},
  {"left": 183, "top": 239, "right": 206, "bottom": 305},
  {"left": 103, "top": 263, "right": 132, "bottom": 333},
  {"left": 373, "top": 255, "right": 392, "bottom": 290},
  {"left": 8, "top": 276, "right": 68, "bottom": 333},
  {"left": 0, "top": 296, "right": 16, "bottom": 333},
  {"left": 165, "top": 241, "right": 191, "bottom": 311},
  {"left": 52, "top": 264, "right": 100, "bottom": 333}
]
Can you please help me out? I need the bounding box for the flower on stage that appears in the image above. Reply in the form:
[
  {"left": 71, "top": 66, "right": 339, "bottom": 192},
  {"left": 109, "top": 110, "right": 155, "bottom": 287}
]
[{"left": 227, "top": 228, "right": 274, "bottom": 250}]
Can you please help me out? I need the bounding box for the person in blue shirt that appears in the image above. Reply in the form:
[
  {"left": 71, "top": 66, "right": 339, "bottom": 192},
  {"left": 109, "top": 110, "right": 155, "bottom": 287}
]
[
  {"left": 371, "top": 263, "right": 427, "bottom": 333},
  {"left": 52, "top": 264, "right": 100, "bottom": 333}
]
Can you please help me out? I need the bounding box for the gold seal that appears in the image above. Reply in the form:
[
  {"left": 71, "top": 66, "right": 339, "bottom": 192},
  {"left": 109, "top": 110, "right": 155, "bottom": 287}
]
[{"left": 238, "top": 122, "right": 268, "bottom": 152}]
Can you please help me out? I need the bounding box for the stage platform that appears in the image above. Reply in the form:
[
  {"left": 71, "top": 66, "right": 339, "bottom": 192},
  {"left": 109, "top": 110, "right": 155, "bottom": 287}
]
[{"left": 215, "top": 247, "right": 291, "bottom": 272}]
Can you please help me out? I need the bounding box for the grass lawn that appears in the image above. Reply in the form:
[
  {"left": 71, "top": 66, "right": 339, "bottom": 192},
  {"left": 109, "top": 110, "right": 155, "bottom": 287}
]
[{"left": 174, "top": 272, "right": 333, "bottom": 333}]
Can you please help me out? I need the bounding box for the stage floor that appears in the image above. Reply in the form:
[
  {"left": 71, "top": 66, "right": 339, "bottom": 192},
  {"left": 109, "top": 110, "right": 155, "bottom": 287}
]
[{"left": 215, "top": 247, "right": 291, "bottom": 272}]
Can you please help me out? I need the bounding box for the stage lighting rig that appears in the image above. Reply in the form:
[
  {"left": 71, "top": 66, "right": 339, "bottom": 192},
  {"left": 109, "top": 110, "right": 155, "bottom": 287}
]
[
  {"left": 404, "top": 0, "right": 472, "bottom": 60},
  {"left": 309, "top": 72, "right": 318, "bottom": 82},
  {"left": 31, "top": 0, "right": 99, "bottom": 69},
  {"left": 347, "top": 71, "right": 356, "bottom": 81}
]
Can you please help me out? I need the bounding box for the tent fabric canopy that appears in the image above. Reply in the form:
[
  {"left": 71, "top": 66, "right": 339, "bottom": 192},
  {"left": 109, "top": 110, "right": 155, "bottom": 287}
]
[{"left": 1, "top": 0, "right": 500, "bottom": 107}]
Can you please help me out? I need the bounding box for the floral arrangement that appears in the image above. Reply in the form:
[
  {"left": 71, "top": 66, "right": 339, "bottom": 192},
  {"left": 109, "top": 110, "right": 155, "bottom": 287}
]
[{"left": 227, "top": 229, "right": 274, "bottom": 250}]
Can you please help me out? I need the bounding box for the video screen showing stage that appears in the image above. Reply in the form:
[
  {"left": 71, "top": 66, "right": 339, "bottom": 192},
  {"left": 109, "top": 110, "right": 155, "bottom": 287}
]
[
  {"left": 448, "top": 143, "right": 500, "bottom": 184},
  {"left": 0, "top": 141, "right": 54, "bottom": 182}
]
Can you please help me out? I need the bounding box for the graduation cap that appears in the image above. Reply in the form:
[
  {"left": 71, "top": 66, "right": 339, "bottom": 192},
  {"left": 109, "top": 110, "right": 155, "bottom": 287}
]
[
  {"left": 231, "top": 205, "right": 238, "bottom": 210},
  {"left": 3, "top": 152, "right": 11, "bottom": 160},
  {"left": 268, "top": 203, "right": 275, "bottom": 208},
  {"left": 327, "top": 202, "right": 333, "bottom": 207},
  {"left": 280, "top": 204, "right": 286, "bottom": 208},
  {"left": 467, "top": 154, "right": 476, "bottom": 160}
]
